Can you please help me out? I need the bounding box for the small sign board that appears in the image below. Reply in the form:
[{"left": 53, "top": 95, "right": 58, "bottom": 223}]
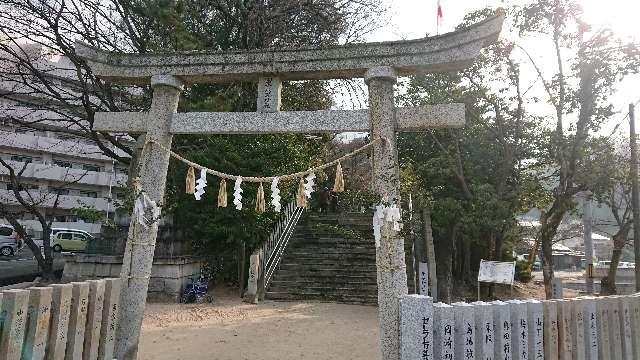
[
  {"left": 477, "top": 259, "right": 516, "bottom": 286},
  {"left": 418, "top": 262, "right": 429, "bottom": 295}
]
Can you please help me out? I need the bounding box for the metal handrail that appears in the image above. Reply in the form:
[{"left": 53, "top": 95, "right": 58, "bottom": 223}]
[{"left": 260, "top": 199, "right": 304, "bottom": 294}]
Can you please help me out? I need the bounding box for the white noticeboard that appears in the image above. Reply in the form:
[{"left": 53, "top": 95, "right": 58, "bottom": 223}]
[
  {"left": 477, "top": 259, "right": 516, "bottom": 286},
  {"left": 418, "top": 262, "right": 429, "bottom": 295}
]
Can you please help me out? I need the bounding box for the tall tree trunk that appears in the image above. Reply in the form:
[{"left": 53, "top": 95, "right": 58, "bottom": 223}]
[
  {"left": 463, "top": 238, "right": 472, "bottom": 282},
  {"left": 605, "top": 224, "right": 631, "bottom": 295},
  {"left": 436, "top": 223, "right": 458, "bottom": 304},
  {"left": 539, "top": 196, "right": 570, "bottom": 299},
  {"left": 422, "top": 208, "right": 438, "bottom": 301}
]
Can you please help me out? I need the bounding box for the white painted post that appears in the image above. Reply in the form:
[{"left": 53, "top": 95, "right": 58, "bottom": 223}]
[
  {"left": 492, "top": 300, "right": 512, "bottom": 360},
  {"left": 472, "top": 302, "right": 494, "bottom": 360},
  {"left": 571, "top": 298, "right": 586, "bottom": 360},
  {"left": 608, "top": 297, "right": 623, "bottom": 360},
  {"left": 433, "top": 302, "right": 455, "bottom": 359},
  {"left": 244, "top": 251, "right": 260, "bottom": 304},
  {"left": 453, "top": 302, "right": 476, "bottom": 360},
  {"left": 552, "top": 278, "right": 564, "bottom": 299},
  {"left": 399, "top": 294, "right": 433, "bottom": 360},
  {"left": 22, "top": 287, "right": 53, "bottom": 360},
  {"left": 83, "top": 279, "right": 106, "bottom": 360},
  {"left": 507, "top": 300, "right": 528, "bottom": 360},
  {"left": 0, "top": 289, "right": 30, "bottom": 360},
  {"left": 596, "top": 297, "right": 612, "bottom": 360},
  {"left": 629, "top": 294, "right": 640, "bottom": 360},
  {"left": 46, "top": 283, "right": 73, "bottom": 360},
  {"left": 66, "top": 282, "right": 90, "bottom": 360},
  {"left": 526, "top": 300, "right": 544, "bottom": 360},
  {"left": 557, "top": 300, "right": 573, "bottom": 360},
  {"left": 542, "top": 300, "right": 559, "bottom": 360},
  {"left": 579, "top": 297, "right": 599, "bottom": 360},
  {"left": 98, "top": 278, "right": 121, "bottom": 360},
  {"left": 617, "top": 296, "right": 634, "bottom": 360}
]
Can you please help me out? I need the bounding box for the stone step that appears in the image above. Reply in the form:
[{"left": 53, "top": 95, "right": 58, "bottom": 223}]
[
  {"left": 269, "top": 278, "right": 378, "bottom": 287},
  {"left": 265, "top": 291, "right": 378, "bottom": 305},
  {"left": 268, "top": 286, "right": 378, "bottom": 295},
  {"left": 278, "top": 259, "right": 375, "bottom": 267},
  {"left": 276, "top": 263, "right": 377, "bottom": 272},
  {"left": 289, "top": 238, "right": 374, "bottom": 246},
  {"left": 271, "top": 273, "right": 378, "bottom": 282},
  {"left": 266, "top": 210, "right": 380, "bottom": 305},
  {"left": 285, "top": 247, "right": 376, "bottom": 255}
]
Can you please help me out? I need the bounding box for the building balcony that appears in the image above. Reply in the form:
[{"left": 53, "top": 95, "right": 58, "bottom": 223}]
[
  {"left": 0, "top": 129, "right": 129, "bottom": 162},
  {"left": 0, "top": 188, "right": 113, "bottom": 212},
  {"left": 0, "top": 160, "right": 127, "bottom": 187}
]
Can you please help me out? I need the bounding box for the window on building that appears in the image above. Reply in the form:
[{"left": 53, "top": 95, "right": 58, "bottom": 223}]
[
  {"left": 6, "top": 183, "right": 38, "bottom": 192},
  {"left": 53, "top": 159, "right": 72, "bottom": 168},
  {"left": 115, "top": 192, "right": 126, "bottom": 200},
  {"left": 52, "top": 188, "right": 70, "bottom": 196},
  {"left": 15, "top": 127, "right": 36, "bottom": 135},
  {"left": 116, "top": 168, "right": 129, "bottom": 175},
  {"left": 10, "top": 155, "right": 33, "bottom": 163},
  {"left": 79, "top": 190, "right": 98, "bottom": 198},
  {"left": 82, "top": 164, "right": 101, "bottom": 172}
]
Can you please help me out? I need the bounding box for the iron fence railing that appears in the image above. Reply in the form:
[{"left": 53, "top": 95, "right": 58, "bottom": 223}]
[{"left": 260, "top": 199, "right": 304, "bottom": 296}]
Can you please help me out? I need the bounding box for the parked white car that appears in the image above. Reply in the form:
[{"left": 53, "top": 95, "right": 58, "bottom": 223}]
[{"left": 0, "top": 224, "right": 21, "bottom": 256}]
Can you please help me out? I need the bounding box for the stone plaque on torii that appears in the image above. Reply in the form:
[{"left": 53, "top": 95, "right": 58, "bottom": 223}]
[{"left": 76, "top": 11, "right": 503, "bottom": 360}]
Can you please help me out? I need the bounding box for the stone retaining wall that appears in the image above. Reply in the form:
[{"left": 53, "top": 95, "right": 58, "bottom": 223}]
[
  {"left": 400, "top": 293, "right": 640, "bottom": 360},
  {"left": 62, "top": 254, "right": 201, "bottom": 301},
  {"left": 0, "top": 278, "right": 121, "bottom": 360}
]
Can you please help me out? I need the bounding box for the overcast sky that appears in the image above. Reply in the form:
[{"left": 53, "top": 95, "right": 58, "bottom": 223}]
[{"left": 363, "top": 0, "right": 640, "bottom": 136}]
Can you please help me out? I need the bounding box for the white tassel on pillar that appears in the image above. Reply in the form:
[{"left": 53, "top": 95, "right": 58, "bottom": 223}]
[
  {"left": 194, "top": 168, "right": 207, "bottom": 200},
  {"left": 270, "top": 177, "right": 281, "bottom": 212},
  {"left": 233, "top": 176, "right": 243, "bottom": 210}
]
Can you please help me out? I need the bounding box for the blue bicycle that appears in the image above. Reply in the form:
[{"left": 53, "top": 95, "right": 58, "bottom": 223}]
[{"left": 180, "top": 275, "right": 212, "bottom": 304}]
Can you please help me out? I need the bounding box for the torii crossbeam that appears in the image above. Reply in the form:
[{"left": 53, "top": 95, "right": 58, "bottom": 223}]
[{"left": 77, "top": 11, "right": 504, "bottom": 360}]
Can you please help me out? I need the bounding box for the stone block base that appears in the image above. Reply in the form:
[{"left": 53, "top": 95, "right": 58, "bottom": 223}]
[{"left": 62, "top": 254, "right": 201, "bottom": 302}]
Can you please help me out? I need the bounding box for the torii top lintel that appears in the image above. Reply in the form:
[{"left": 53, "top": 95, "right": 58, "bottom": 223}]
[{"left": 75, "top": 11, "right": 504, "bottom": 85}]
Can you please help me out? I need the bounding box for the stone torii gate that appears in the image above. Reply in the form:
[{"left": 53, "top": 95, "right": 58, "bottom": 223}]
[{"left": 76, "top": 12, "right": 503, "bottom": 360}]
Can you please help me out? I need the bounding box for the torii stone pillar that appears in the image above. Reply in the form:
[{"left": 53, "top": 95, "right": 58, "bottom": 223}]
[
  {"left": 115, "top": 75, "right": 183, "bottom": 359},
  {"left": 366, "top": 66, "right": 408, "bottom": 359}
]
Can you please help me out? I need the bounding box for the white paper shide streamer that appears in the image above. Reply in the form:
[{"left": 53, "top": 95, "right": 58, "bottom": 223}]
[
  {"left": 270, "top": 177, "right": 281, "bottom": 212},
  {"left": 133, "top": 192, "right": 161, "bottom": 228},
  {"left": 303, "top": 172, "right": 316, "bottom": 198},
  {"left": 233, "top": 176, "right": 243, "bottom": 210},
  {"left": 194, "top": 168, "right": 207, "bottom": 200},
  {"left": 372, "top": 204, "right": 402, "bottom": 248}
]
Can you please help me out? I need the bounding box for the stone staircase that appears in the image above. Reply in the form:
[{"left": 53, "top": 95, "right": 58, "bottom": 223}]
[{"left": 265, "top": 211, "right": 379, "bottom": 304}]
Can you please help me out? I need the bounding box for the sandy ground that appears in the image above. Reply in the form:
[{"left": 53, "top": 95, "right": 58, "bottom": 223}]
[
  {"left": 139, "top": 289, "right": 380, "bottom": 360},
  {"left": 138, "top": 278, "right": 577, "bottom": 360}
]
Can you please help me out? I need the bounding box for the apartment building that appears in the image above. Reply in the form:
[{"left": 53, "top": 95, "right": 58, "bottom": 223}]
[{"left": 0, "top": 44, "right": 130, "bottom": 235}]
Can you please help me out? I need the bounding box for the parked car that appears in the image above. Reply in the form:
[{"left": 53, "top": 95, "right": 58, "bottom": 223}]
[
  {"left": 50, "top": 230, "right": 94, "bottom": 252},
  {"left": 0, "top": 224, "right": 21, "bottom": 256}
]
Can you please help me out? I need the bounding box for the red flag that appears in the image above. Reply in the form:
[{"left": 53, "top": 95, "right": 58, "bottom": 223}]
[{"left": 437, "top": 0, "right": 443, "bottom": 33}]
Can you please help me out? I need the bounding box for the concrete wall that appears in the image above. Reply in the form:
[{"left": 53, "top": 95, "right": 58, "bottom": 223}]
[{"left": 62, "top": 254, "right": 202, "bottom": 302}]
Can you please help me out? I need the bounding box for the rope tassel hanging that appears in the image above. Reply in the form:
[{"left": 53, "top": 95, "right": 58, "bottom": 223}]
[
  {"left": 185, "top": 167, "right": 195, "bottom": 194},
  {"left": 333, "top": 162, "right": 345, "bottom": 193},
  {"left": 256, "top": 182, "right": 266, "bottom": 213},
  {"left": 296, "top": 178, "right": 307, "bottom": 208},
  {"left": 218, "top": 179, "right": 227, "bottom": 207}
]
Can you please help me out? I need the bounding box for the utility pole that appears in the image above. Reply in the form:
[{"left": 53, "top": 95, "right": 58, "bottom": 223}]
[
  {"left": 630, "top": 103, "right": 640, "bottom": 292},
  {"left": 582, "top": 192, "right": 594, "bottom": 294}
]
